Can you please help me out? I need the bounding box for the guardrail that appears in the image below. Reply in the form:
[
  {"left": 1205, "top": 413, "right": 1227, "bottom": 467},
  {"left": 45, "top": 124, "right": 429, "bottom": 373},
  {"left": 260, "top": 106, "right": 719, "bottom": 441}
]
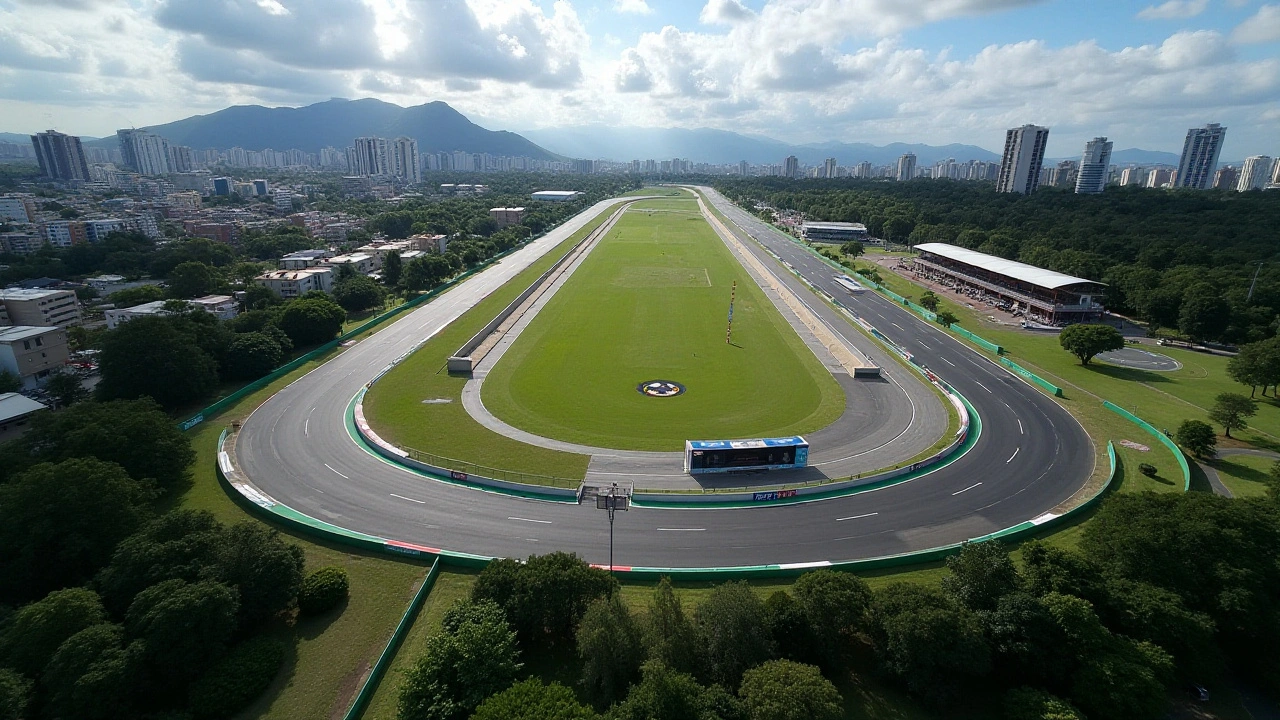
[
  {"left": 999, "top": 357, "right": 1064, "bottom": 397},
  {"left": 1102, "top": 401, "right": 1191, "bottom": 491}
]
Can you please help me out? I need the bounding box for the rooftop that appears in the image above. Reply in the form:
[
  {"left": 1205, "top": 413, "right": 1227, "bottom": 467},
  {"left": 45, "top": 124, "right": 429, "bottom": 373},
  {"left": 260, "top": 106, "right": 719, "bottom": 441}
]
[
  {"left": 0, "top": 288, "right": 73, "bottom": 300},
  {"left": 802, "top": 222, "right": 867, "bottom": 230},
  {"left": 257, "top": 268, "right": 332, "bottom": 280},
  {"left": 914, "top": 243, "right": 1105, "bottom": 291},
  {"left": 0, "top": 326, "right": 61, "bottom": 343},
  {"left": 0, "top": 393, "right": 47, "bottom": 424}
]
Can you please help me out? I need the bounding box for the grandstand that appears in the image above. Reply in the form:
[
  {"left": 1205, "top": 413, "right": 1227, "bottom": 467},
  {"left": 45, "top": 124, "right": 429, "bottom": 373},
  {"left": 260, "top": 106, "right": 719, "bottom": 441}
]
[{"left": 908, "top": 243, "right": 1106, "bottom": 326}]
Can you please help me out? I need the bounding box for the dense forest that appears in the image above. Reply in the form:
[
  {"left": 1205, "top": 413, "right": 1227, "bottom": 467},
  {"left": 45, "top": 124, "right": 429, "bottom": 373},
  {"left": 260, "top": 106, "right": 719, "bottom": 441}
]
[{"left": 713, "top": 178, "right": 1280, "bottom": 344}]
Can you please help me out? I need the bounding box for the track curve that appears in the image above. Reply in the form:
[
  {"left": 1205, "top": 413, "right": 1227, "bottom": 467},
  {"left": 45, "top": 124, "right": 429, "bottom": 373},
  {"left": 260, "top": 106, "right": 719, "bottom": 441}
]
[{"left": 235, "top": 192, "right": 1094, "bottom": 569}]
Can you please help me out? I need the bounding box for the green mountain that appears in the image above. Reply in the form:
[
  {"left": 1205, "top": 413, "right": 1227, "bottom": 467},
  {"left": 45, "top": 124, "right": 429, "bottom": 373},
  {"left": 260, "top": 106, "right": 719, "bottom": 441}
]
[{"left": 84, "top": 98, "right": 558, "bottom": 159}]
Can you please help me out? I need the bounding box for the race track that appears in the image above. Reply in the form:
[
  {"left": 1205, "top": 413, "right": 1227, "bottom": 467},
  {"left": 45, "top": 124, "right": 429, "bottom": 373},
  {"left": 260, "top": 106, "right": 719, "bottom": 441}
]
[{"left": 234, "top": 190, "right": 1094, "bottom": 569}]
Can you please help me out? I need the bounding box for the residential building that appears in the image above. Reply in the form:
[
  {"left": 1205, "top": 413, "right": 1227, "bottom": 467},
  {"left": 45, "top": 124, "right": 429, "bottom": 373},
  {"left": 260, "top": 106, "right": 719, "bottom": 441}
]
[
  {"left": 855, "top": 161, "right": 873, "bottom": 178},
  {"left": 252, "top": 179, "right": 270, "bottom": 196},
  {"left": 273, "top": 192, "right": 295, "bottom": 212},
  {"left": 341, "top": 176, "right": 373, "bottom": 196},
  {"left": 822, "top": 158, "right": 838, "bottom": 178},
  {"left": 391, "top": 137, "right": 421, "bottom": 183},
  {"left": 783, "top": 155, "right": 799, "bottom": 178},
  {"left": 895, "top": 153, "right": 916, "bottom": 182},
  {"left": 166, "top": 191, "right": 202, "bottom": 209},
  {"left": 254, "top": 268, "right": 334, "bottom": 298},
  {"left": 1175, "top": 123, "right": 1227, "bottom": 190},
  {"left": 30, "top": 130, "right": 90, "bottom": 181},
  {"left": 0, "top": 326, "right": 69, "bottom": 389},
  {"left": 349, "top": 137, "right": 390, "bottom": 176},
  {"left": 531, "top": 190, "right": 581, "bottom": 202},
  {"left": 0, "top": 194, "right": 34, "bottom": 223},
  {"left": 409, "top": 233, "right": 450, "bottom": 254},
  {"left": 1273, "top": 158, "right": 1280, "bottom": 185},
  {"left": 1049, "top": 161, "right": 1078, "bottom": 188},
  {"left": 280, "top": 250, "right": 331, "bottom": 270},
  {"left": 738, "top": 160, "right": 749, "bottom": 176},
  {"left": 0, "top": 289, "right": 81, "bottom": 327},
  {"left": 168, "top": 144, "right": 195, "bottom": 173},
  {"left": 40, "top": 221, "right": 87, "bottom": 248},
  {"left": 0, "top": 233, "right": 41, "bottom": 255},
  {"left": 104, "top": 300, "right": 177, "bottom": 329},
  {"left": 83, "top": 218, "right": 127, "bottom": 242},
  {"left": 108, "top": 295, "right": 239, "bottom": 328},
  {"left": 489, "top": 207, "right": 526, "bottom": 227},
  {"left": 1146, "top": 167, "right": 1174, "bottom": 188},
  {"left": 325, "top": 253, "right": 377, "bottom": 275},
  {"left": 1237, "top": 156, "right": 1273, "bottom": 192},
  {"left": 996, "top": 124, "right": 1050, "bottom": 194},
  {"left": 1074, "top": 137, "right": 1113, "bottom": 194},
  {"left": 116, "top": 129, "right": 172, "bottom": 175},
  {"left": 1119, "top": 167, "right": 1145, "bottom": 186},
  {"left": 213, "top": 177, "right": 233, "bottom": 196},
  {"left": 188, "top": 294, "right": 238, "bottom": 320}
]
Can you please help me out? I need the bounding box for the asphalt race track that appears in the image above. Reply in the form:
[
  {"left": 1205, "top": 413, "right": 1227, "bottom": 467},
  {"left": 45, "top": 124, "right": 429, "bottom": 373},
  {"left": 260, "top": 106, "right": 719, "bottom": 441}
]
[{"left": 235, "top": 191, "right": 1095, "bottom": 569}]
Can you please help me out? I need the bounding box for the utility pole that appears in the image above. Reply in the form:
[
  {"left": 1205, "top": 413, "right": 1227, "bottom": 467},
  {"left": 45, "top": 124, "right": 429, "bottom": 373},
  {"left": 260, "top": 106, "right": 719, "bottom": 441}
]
[{"left": 596, "top": 483, "right": 631, "bottom": 577}]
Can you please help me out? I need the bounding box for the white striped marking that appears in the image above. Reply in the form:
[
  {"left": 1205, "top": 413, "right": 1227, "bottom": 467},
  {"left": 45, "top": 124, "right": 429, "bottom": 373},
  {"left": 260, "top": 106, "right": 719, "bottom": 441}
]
[
  {"left": 891, "top": 322, "right": 905, "bottom": 331},
  {"left": 918, "top": 342, "right": 930, "bottom": 349},
  {"left": 836, "top": 512, "right": 879, "bottom": 521},
  {"left": 657, "top": 528, "right": 706, "bottom": 532},
  {"left": 942, "top": 357, "right": 956, "bottom": 367},
  {"left": 508, "top": 516, "right": 552, "bottom": 524},
  {"left": 975, "top": 381, "right": 991, "bottom": 393},
  {"left": 1018, "top": 419, "right": 1024, "bottom": 434},
  {"left": 390, "top": 493, "right": 426, "bottom": 504},
  {"left": 1006, "top": 447, "right": 1020, "bottom": 463},
  {"left": 304, "top": 418, "right": 309, "bottom": 436},
  {"left": 952, "top": 482, "right": 982, "bottom": 495},
  {"left": 324, "top": 463, "right": 349, "bottom": 479}
]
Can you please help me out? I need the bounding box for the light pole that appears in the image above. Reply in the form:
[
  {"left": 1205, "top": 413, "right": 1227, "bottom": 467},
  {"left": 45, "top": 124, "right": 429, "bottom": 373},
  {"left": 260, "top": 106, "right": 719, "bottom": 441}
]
[
  {"left": 1248, "top": 262, "right": 1265, "bottom": 303},
  {"left": 596, "top": 483, "right": 631, "bottom": 577}
]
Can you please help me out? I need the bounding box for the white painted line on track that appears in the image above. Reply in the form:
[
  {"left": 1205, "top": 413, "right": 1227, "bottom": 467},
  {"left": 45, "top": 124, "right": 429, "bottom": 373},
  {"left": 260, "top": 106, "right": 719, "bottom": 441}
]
[
  {"left": 390, "top": 493, "right": 426, "bottom": 504},
  {"left": 975, "top": 380, "right": 992, "bottom": 393},
  {"left": 1018, "top": 419, "right": 1024, "bottom": 434},
  {"left": 324, "top": 463, "right": 349, "bottom": 479},
  {"left": 508, "top": 516, "right": 552, "bottom": 524},
  {"left": 918, "top": 342, "right": 930, "bottom": 349},
  {"left": 836, "top": 512, "right": 879, "bottom": 521},
  {"left": 304, "top": 418, "right": 309, "bottom": 437},
  {"left": 952, "top": 482, "right": 983, "bottom": 495},
  {"left": 891, "top": 322, "right": 905, "bottom": 331},
  {"left": 941, "top": 357, "right": 956, "bottom": 367},
  {"left": 1007, "top": 447, "right": 1020, "bottom": 463},
  {"left": 657, "top": 528, "right": 706, "bottom": 532}
]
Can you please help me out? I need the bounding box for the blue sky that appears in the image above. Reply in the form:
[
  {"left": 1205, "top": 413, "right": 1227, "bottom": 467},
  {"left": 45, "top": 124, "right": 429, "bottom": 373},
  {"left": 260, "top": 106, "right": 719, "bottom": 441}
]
[{"left": 1, "top": 0, "right": 1277, "bottom": 157}]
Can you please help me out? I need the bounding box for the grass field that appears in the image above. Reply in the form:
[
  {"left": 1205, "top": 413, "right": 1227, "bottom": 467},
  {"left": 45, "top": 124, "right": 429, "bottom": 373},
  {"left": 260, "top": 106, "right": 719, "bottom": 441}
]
[
  {"left": 1209, "top": 453, "right": 1277, "bottom": 498},
  {"left": 481, "top": 197, "right": 844, "bottom": 451}
]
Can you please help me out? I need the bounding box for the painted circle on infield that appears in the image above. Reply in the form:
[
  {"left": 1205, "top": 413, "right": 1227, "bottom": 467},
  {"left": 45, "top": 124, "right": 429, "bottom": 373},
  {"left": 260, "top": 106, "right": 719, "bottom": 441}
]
[{"left": 637, "top": 380, "right": 686, "bottom": 398}]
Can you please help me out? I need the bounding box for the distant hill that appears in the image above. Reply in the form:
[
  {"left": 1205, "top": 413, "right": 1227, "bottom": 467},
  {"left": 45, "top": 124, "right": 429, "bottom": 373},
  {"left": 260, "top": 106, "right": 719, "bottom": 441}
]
[
  {"left": 77, "top": 98, "right": 558, "bottom": 159},
  {"left": 1046, "top": 148, "right": 1182, "bottom": 167},
  {"left": 521, "top": 125, "right": 1002, "bottom": 166}
]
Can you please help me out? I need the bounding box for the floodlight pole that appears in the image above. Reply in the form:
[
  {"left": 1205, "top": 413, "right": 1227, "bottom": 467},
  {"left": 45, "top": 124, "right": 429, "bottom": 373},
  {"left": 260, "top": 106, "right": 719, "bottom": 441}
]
[{"left": 608, "top": 484, "right": 617, "bottom": 577}]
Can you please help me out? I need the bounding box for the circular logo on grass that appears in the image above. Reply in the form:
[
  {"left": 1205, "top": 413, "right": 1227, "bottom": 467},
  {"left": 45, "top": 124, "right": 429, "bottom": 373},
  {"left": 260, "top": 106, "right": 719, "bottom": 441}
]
[{"left": 638, "top": 380, "right": 685, "bottom": 398}]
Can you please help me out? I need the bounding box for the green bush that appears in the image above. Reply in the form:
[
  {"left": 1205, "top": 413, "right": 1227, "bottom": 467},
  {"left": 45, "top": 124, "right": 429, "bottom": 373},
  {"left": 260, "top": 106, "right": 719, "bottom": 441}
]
[
  {"left": 297, "top": 566, "right": 349, "bottom": 616},
  {"left": 1138, "top": 463, "right": 1157, "bottom": 478},
  {"left": 188, "top": 637, "right": 287, "bottom": 719}
]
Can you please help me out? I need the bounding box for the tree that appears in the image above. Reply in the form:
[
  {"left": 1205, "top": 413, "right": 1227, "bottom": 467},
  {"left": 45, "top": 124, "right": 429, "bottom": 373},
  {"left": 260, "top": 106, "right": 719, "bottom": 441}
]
[
  {"left": 694, "top": 581, "right": 775, "bottom": 687},
  {"left": 333, "top": 274, "right": 386, "bottom": 312},
  {"left": 397, "top": 599, "right": 522, "bottom": 720},
  {"left": 94, "top": 510, "right": 226, "bottom": 615},
  {"left": 108, "top": 284, "right": 166, "bottom": 307},
  {"left": 1227, "top": 341, "right": 1274, "bottom": 397},
  {"left": 168, "top": 261, "right": 216, "bottom": 299},
  {"left": 1175, "top": 419, "right": 1217, "bottom": 458},
  {"left": 298, "top": 566, "right": 350, "bottom": 616},
  {"left": 383, "top": 250, "right": 403, "bottom": 287},
  {"left": 126, "top": 578, "right": 240, "bottom": 687},
  {"left": 97, "top": 315, "right": 220, "bottom": 410},
  {"left": 644, "top": 577, "right": 699, "bottom": 673},
  {"left": 0, "top": 369, "right": 20, "bottom": 393},
  {"left": 1178, "top": 283, "right": 1230, "bottom": 342},
  {"left": 610, "top": 660, "right": 742, "bottom": 720},
  {"left": 764, "top": 591, "right": 820, "bottom": 666},
  {"left": 188, "top": 636, "right": 287, "bottom": 720},
  {"left": 1208, "top": 392, "right": 1257, "bottom": 438},
  {"left": 225, "top": 331, "right": 285, "bottom": 380},
  {"left": 404, "top": 254, "right": 455, "bottom": 292},
  {"left": 1058, "top": 324, "right": 1124, "bottom": 366},
  {"left": 471, "top": 552, "right": 616, "bottom": 646},
  {"left": 42, "top": 623, "right": 135, "bottom": 720},
  {"left": 918, "top": 291, "right": 940, "bottom": 312},
  {"left": 0, "top": 669, "right": 32, "bottom": 720},
  {"left": 0, "top": 587, "right": 107, "bottom": 675},
  {"left": 470, "top": 678, "right": 596, "bottom": 720},
  {"left": 1003, "top": 687, "right": 1083, "bottom": 720},
  {"left": 870, "top": 583, "right": 990, "bottom": 704},
  {"left": 792, "top": 569, "right": 872, "bottom": 638},
  {"left": 738, "top": 660, "right": 842, "bottom": 720},
  {"left": 941, "top": 541, "right": 1021, "bottom": 612},
  {"left": 277, "top": 295, "right": 346, "bottom": 346},
  {"left": 935, "top": 310, "right": 958, "bottom": 327},
  {"left": 44, "top": 371, "right": 87, "bottom": 407},
  {"left": 577, "top": 595, "right": 645, "bottom": 706},
  {"left": 0, "top": 459, "right": 148, "bottom": 602},
  {"left": 839, "top": 240, "right": 865, "bottom": 258},
  {"left": 214, "top": 521, "right": 305, "bottom": 627}
]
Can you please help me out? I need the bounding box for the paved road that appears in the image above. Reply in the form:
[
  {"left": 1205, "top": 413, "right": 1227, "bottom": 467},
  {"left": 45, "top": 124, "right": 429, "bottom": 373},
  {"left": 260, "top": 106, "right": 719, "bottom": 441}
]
[
  {"left": 1196, "top": 447, "right": 1280, "bottom": 498},
  {"left": 234, "top": 190, "right": 1095, "bottom": 569}
]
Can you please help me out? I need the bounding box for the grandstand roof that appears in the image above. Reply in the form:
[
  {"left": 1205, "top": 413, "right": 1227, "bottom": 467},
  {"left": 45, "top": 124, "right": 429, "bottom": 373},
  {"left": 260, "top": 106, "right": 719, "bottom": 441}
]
[{"left": 914, "top": 243, "right": 1105, "bottom": 290}]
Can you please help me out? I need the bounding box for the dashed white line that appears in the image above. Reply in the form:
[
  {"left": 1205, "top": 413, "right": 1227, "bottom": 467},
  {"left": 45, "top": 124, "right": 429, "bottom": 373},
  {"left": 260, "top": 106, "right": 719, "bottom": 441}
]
[
  {"left": 891, "top": 322, "right": 905, "bottom": 331},
  {"left": 836, "top": 512, "right": 879, "bottom": 521},
  {"left": 975, "top": 381, "right": 992, "bottom": 393},
  {"left": 1018, "top": 419, "right": 1024, "bottom": 435},
  {"left": 508, "top": 516, "right": 552, "bottom": 524},
  {"left": 657, "top": 527, "right": 706, "bottom": 532},
  {"left": 1006, "top": 447, "right": 1020, "bottom": 463},
  {"left": 941, "top": 357, "right": 956, "bottom": 367},
  {"left": 390, "top": 493, "right": 426, "bottom": 504},
  {"left": 324, "top": 463, "right": 349, "bottom": 479},
  {"left": 952, "top": 482, "right": 983, "bottom": 495},
  {"left": 304, "top": 418, "right": 309, "bottom": 437},
  {"left": 918, "top": 342, "right": 930, "bottom": 349}
]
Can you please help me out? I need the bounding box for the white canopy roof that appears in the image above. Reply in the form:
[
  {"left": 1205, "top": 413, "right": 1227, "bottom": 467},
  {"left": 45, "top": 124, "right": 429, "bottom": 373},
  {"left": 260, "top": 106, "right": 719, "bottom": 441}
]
[
  {"left": 914, "top": 243, "right": 1104, "bottom": 290},
  {"left": 0, "top": 393, "right": 47, "bottom": 424}
]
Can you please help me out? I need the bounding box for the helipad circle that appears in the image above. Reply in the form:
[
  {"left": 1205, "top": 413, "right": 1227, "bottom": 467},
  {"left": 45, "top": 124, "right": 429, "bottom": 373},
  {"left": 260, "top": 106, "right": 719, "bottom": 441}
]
[
  {"left": 637, "top": 380, "right": 686, "bottom": 397},
  {"left": 1097, "top": 347, "right": 1182, "bottom": 371}
]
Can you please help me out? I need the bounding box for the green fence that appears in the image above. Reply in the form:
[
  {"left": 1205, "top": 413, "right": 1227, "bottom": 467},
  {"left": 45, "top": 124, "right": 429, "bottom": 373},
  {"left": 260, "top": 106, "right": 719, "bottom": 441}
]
[
  {"left": 948, "top": 325, "right": 1004, "bottom": 355},
  {"left": 999, "top": 357, "right": 1064, "bottom": 397},
  {"left": 1103, "top": 401, "right": 1191, "bottom": 491},
  {"left": 343, "top": 557, "right": 441, "bottom": 720}
]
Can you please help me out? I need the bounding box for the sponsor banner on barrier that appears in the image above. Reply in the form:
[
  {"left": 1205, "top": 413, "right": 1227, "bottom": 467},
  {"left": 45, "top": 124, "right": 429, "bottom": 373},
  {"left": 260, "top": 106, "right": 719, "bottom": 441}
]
[
  {"left": 385, "top": 540, "right": 442, "bottom": 555},
  {"left": 752, "top": 489, "right": 799, "bottom": 502},
  {"left": 181, "top": 414, "right": 204, "bottom": 431}
]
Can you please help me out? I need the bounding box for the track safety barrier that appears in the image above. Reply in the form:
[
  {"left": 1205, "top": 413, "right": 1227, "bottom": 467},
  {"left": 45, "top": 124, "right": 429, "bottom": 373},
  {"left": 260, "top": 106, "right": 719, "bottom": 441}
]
[
  {"left": 1102, "top": 401, "right": 1192, "bottom": 491},
  {"left": 999, "top": 357, "right": 1065, "bottom": 397}
]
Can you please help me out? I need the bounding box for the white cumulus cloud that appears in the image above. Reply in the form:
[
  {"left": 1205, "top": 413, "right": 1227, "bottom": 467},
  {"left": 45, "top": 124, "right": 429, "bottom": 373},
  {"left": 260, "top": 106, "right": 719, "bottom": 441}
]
[
  {"left": 1136, "top": 0, "right": 1208, "bottom": 20},
  {"left": 1232, "top": 4, "right": 1280, "bottom": 44}
]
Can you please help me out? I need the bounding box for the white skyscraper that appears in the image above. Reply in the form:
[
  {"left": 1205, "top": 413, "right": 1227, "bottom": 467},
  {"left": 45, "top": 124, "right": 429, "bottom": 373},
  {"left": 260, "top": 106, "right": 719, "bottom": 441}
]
[
  {"left": 390, "top": 137, "right": 421, "bottom": 183},
  {"left": 822, "top": 157, "right": 837, "bottom": 178},
  {"left": 996, "top": 124, "right": 1050, "bottom": 194},
  {"left": 783, "top": 155, "right": 799, "bottom": 178},
  {"left": 895, "top": 153, "right": 916, "bottom": 182},
  {"left": 1175, "top": 123, "right": 1227, "bottom": 190},
  {"left": 1237, "top": 155, "right": 1272, "bottom": 192},
  {"left": 1074, "top": 137, "right": 1113, "bottom": 194},
  {"left": 116, "top": 129, "right": 172, "bottom": 175},
  {"left": 350, "top": 137, "right": 390, "bottom": 176}
]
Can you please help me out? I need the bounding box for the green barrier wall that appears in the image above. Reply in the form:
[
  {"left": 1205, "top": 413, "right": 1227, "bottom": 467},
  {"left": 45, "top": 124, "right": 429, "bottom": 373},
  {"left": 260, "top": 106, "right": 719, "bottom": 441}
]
[
  {"left": 999, "top": 357, "right": 1065, "bottom": 397},
  {"left": 343, "top": 557, "right": 440, "bottom": 720},
  {"left": 1103, "top": 401, "right": 1191, "bottom": 491},
  {"left": 948, "top": 325, "right": 1004, "bottom": 354}
]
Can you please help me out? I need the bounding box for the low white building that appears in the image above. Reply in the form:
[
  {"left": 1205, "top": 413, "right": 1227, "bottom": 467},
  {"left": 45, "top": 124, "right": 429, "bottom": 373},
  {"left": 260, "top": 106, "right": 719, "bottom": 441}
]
[
  {"left": 255, "top": 267, "right": 334, "bottom": 299},
  {"left": 280, "top": 249, "right": 331, "bottom": 270},
  {"left": 188, "top": 294, "right": 238, "bottom": 320},
  {"left": 531, "top": 190, "right": 581, "bottom": 202},
  {"left": 326, "top": 253, "right": 377, "bottom": 275}
]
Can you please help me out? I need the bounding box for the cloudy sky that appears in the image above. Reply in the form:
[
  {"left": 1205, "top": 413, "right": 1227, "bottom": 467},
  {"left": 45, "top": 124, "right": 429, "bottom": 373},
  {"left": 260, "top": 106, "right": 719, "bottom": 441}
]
[{"left": 2, "top": 0, "right": 1278, "bottom": 157}]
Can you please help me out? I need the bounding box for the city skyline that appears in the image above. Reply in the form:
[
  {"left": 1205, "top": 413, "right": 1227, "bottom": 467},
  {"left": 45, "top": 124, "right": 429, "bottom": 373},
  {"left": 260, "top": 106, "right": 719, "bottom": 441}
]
[{"left": 1, "top": 1, "right": 1278, "bottom": 158}]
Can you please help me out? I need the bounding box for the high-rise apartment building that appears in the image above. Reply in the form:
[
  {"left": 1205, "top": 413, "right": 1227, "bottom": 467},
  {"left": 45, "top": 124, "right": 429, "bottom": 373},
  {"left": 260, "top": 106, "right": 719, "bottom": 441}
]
[
  {"left": 390, "top": 137, "right": 421, "bottom": 183},
  {"left": 30, "top": 130, "right": 90, "bottom": 181},
  {"left": 822, "top": 157, "right": 837, "bottom": 178},
  {"left": 167, "top": 145, "right": 195, "bottom": 173},
  {"left": 1212, "top": 166, "right": 1239, "bottom": 190},
  {"left": 1074, "top": 137, "right": 1113, "bottom": 194},
  {"left": 783, "top": 155, "right": 799, "bottom": 178},
  {"left": 116, "top": 129, "right": 172, "bottom": 175},
  {"left": 996, "top": 124, "right": 1050, "bottom": 194},
  {"left": 349, "top": 137, "right": 390, "bottom": 177},
  {"left": 1237, "top": 156, "right": 1273, "bottom": 192},
  {"left": 895, "top": 153, "right": 916, "bottom": 182},
  {"left": 1174, "top": 123, "right": 1226, "bottom": 190},
  {"left": 1146, "top": 167, "right": 1174, "bottom": 188}
]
